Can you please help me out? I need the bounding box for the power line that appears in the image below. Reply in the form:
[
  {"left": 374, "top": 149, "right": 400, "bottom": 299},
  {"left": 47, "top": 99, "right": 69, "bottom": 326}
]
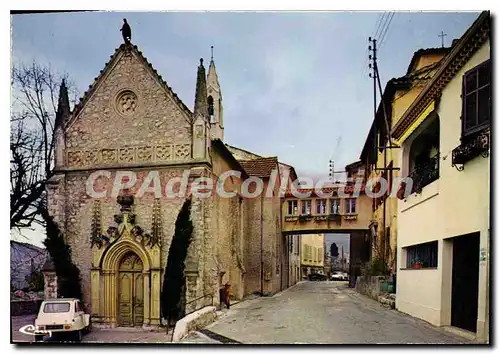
[
  {"left": 374, "top": 12, "right": 389, "bottom": 39},
  {"left": 362, "top": 12, "right": 394, "bottom": 78},
  {"left": 378, "top": 12, "right": 395, "bottom": 50},
  {"left": 361, "top": 12, "right": 387, "bottom": 78}
]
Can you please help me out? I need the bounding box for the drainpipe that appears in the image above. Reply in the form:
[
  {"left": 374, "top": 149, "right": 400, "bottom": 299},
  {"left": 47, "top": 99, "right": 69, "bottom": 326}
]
[
  {"left": 260, "top": 191, "right": 264, "bottom": 296},
  {"left": 279, "top": 197, "right": 284, "bottom": 291},
  {"left": 383, "top": 143, "right": 387, "bottom": 265}
]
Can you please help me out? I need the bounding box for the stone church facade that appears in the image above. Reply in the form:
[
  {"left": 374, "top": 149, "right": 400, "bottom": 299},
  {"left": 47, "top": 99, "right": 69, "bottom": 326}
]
[{"left": 46, "top": 41, "right": 296, "bottom": 328}]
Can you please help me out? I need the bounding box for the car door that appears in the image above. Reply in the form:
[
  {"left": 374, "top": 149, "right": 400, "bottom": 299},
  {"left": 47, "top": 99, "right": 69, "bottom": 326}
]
[{"left": 74, "top": 301, "right": 84, "bottom": 329}]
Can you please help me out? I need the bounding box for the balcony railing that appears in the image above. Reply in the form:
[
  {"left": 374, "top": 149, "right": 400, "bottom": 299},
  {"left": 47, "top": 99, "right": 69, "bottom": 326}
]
[
  {"left": 451, "top": 129, "right": 490, "bottom": 171},
  {"left": 408, "top": 154, "right": 439, "bottom": 194}
]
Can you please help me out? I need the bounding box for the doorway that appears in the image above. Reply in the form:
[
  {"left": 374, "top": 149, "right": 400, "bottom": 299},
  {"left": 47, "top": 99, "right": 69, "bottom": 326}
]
[
  {"left": 118, "top": 251, "right": 144, "bottom": 327},
  {"left": 451, "top": 232, "right": 479, "bottom": 332}
]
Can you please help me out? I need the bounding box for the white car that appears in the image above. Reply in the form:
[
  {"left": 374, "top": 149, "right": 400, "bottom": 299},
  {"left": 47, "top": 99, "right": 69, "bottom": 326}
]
[
  {"left": 330, "top": 272, "right": 348, "bottom": 281},
  {"left": 34, "top": 298, "right": 91, "bottom": 342}
]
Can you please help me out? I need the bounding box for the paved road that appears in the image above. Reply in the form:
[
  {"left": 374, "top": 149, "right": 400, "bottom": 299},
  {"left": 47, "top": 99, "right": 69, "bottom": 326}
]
[
  {"left": 11, "top": 282, "right": 471, "bottom": 344},
  {"left": 183, "top": 281, "right": 470, "bottom": 344}
]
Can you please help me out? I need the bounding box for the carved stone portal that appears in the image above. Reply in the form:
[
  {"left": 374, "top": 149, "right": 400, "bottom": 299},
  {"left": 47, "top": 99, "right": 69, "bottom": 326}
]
[{"left": 90, "top": 196, "right": 161, "bottom": 327}]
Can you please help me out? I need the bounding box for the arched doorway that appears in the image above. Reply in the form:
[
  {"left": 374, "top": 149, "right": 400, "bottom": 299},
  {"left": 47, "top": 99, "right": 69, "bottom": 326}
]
[{"left": 118, "top": 251, "right": 144, "bottom": 327}]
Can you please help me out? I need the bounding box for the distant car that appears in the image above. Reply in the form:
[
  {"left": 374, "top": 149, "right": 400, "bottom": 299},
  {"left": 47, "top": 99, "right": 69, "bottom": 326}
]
[
  {"left": 330, "top": 272, "right": 348, "bottom": 281},
  {"left": 34, "top": 298, "right": 91, "bottom": 342},
  {"left": 308, "top": 273, "right": 328, "bottom": 281}
]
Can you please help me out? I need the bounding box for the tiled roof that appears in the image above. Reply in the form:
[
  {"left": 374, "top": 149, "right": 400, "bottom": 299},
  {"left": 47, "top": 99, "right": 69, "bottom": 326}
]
[
  {"left": 239, "top": 157, "right": 279, "bottom": 177},
  {"left": 406, "top": 47, "right": 452, "bottom": 75},
  {"left": 67, "top": 42, "right": 193, "bottom": 128},
  {"left": 393, "top": 11, "right": 490, "bottom": 140}
]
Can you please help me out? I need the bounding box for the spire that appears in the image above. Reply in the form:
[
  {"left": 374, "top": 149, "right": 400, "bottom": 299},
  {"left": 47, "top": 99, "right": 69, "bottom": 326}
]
[
  {"left": 207, "top": 47, "right": 220, "bottom": 92},
  {"left": 55, "top": 79, "right": 70, "bottom": 129},
  {"left": 206, "top": 46, "right": 224, "bottom": 141},
  {"left": 193, "top": 58, "right": 208, "bottom": 118}
]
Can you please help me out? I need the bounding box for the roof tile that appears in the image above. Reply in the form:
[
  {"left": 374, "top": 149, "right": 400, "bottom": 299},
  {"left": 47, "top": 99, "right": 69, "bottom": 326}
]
[{"left": 239, "top": 157, "right": 279, "bottom": 177}]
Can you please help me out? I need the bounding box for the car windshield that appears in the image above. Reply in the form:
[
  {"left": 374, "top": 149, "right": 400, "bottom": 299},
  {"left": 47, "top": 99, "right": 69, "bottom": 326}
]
[{"left": 43, "top": 302, "right": 71, "bottom": 313}]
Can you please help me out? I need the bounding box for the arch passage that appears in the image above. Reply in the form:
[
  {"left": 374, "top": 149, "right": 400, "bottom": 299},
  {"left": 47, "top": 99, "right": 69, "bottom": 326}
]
[{"left": 118, "top": 251, "right": 144, "bottom": 326}]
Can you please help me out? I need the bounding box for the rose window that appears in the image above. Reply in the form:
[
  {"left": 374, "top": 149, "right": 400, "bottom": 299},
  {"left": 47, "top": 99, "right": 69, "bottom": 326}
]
[{"left": 116, "top": 90, "right": 137, "bottom": 115}]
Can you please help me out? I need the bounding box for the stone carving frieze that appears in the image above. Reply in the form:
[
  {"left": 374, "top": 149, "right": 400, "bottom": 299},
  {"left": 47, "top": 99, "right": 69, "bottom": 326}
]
[
  {"left": 66, "top": 143, "right": 191, "bottom": 168},
  {"left": 90, "top": 200, "right": 103, "bottom": 248},
  {"left": 90, "top": 195, "right": 161, "bottom": 250}
]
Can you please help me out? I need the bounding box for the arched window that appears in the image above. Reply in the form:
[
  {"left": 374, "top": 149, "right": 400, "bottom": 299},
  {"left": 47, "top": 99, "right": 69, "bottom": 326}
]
[{"left": 207, "top": 96, "right": 215, "bottom": 123}]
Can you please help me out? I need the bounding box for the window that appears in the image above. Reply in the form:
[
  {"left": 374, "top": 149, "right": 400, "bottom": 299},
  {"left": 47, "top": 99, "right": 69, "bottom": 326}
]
[
  {"left": 316, "top": 199, "right": 327, "bottom": 214},
  {"left": 208, "top": 96, "right": 215, "bottom": 123},
  {"left": 75, "top": 301, "right": 81, "bottom": 312},
  {"left": 306, "top": 245, "right": 312, "bottom": 261},
  {"left": 301, "top": 200, "right": 312, "bottom": 215},
  {"left": 408, "top": 118, "right": 440, "bottom": 193},
  {"left": 404, "top": 241, "right": 438, "bottom": 268},
  {"left": 330, "top": 199, "right": 340, "bottom": 214},
  {"left": 345, "top": 198, "right": 356, "bottom": 214},
  {"left": 287, "top": 200, "right": 298, "bottom": 215},
  {"left": 462, "top": 60, "right": 491, "bottom": 137},
  {"left": 44, "top": 302, "right": 70, "bottom": 313}
]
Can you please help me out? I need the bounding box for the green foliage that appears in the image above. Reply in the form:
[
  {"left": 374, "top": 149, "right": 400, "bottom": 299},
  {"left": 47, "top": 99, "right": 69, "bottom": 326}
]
[
  {"left": 26, "top": 270, "right": 44, "bottom": 292},
  {"left": 43, "top": 216, "right": 83, "bottom": 302},
  {"left": 361, "top": 258, "right": 390, "bottom": 276},
  {"left": 161, "top": 198, "right": 194, "bottom": 323}
]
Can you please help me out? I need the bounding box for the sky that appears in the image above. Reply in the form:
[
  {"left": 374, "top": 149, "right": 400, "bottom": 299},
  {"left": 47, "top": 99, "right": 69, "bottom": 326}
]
[{"left": 10, "top": 11, "right": 480, "bottom": 246}]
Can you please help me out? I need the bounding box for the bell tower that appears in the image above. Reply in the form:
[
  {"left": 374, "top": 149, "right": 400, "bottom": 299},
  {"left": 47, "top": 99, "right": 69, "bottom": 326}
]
[{"left": 207, "top": 46, "right": 224, "bottom": 141}]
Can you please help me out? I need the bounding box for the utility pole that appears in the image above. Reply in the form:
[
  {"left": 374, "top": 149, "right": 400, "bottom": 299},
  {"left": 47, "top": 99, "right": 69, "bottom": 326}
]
[
  {"left": 341, "top": 246, "right": 344, "bottom": 271},
  {"left": 368, "top": 37, "right": 384, "bottom": 263},
  {"left": 369, "top": 37, "right": 377, "bottom": 146},
  {"left": 329, "top": 160, "right": 345, "bottom": 184},
  {"left": 368, "top": 37, "right": 401, "bottom": 266}
]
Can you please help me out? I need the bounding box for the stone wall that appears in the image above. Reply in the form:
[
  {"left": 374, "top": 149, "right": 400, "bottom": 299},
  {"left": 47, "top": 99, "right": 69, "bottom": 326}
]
[
  {"left": 42, "top": 271, "right": 58, "bottom": 299},
  {"left": 172, "top": 306, "right": 217, "bottom": 342},
  {"left": 355, "top": 275, "right": 392, "bottom": 301},
  {"left": 244, "top": 195, "right": 261, "bottom": 295},
  {"left": 210, "top": 150, "right": 246, "bottom": 301},
  {"left": 64, "top": 49, "right": 192, "bottom": 168},
  {"left": 242, "top": 177, "right": 283, "bottom": 296},
  {"left": 11, "top": 300, "right": 43, "bottom": 316}
]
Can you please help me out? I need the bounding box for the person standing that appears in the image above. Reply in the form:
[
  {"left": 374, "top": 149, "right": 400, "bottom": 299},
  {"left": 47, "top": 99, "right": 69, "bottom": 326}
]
[{"left": 224, "top": 283, "right": 231, "bottom": 309}]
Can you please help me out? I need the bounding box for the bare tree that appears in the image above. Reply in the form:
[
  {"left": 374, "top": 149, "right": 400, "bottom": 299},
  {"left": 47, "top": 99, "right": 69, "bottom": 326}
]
[{"left": 10, "top": 61, "right": 76, "bottom": 229}]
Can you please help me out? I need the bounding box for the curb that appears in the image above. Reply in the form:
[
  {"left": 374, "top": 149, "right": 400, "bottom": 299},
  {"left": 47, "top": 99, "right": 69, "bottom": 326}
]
[{"left": 272, "top": 280, "right": 304, "bottom": 298}]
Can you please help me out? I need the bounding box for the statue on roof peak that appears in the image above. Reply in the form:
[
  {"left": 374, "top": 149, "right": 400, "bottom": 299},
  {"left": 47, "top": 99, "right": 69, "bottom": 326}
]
[{"left": 120, "top": 18, "right": 132, "bottom": 44}]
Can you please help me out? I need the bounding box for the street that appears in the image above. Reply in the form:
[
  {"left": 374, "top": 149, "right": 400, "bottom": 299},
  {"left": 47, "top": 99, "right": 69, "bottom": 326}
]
[
  {"left": 183, "top": 281, "right": 470, "bottom": 344},
  {"left": 11, "top": 281, "right": 470, "bottom": 344}
]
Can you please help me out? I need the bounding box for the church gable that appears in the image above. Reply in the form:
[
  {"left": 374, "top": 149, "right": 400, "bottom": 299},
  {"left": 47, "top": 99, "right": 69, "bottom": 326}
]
[{"left": 64, "top": 45, "right": 194, "bottom": 169}]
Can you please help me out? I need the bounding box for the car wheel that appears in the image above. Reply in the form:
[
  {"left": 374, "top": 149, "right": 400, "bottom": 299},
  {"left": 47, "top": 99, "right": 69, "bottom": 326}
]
[
  {"left": 34, "top": 334, "right": 44, "bottom": 342},
  {"left": 85, "top": 318, "right": 92, "bottom": 334},
  {"left": 74, "top": 330, "right": 82, "bottom": 342}
]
